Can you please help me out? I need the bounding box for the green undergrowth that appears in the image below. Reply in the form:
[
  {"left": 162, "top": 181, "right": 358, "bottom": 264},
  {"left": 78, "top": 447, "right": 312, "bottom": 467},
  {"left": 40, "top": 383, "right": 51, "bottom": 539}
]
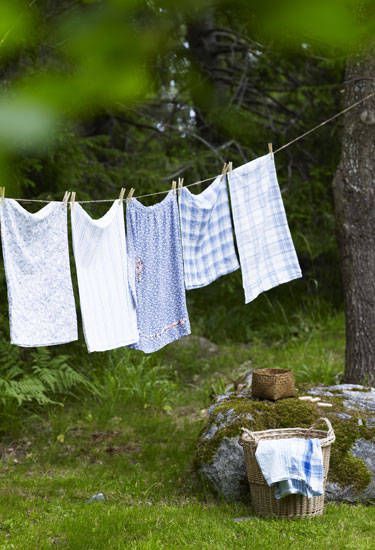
[
  {"left": 187, "top": 270, "right": 342, "bottom": 344},
  {"left": 0, "top": 312, "right": 374, "bottom": 548}
]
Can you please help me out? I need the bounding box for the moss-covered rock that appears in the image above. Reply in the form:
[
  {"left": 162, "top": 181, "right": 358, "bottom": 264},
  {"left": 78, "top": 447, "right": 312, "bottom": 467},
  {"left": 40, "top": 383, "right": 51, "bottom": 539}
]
[{"left": 196, "top": 383, "right": 375, "bottom": 503}]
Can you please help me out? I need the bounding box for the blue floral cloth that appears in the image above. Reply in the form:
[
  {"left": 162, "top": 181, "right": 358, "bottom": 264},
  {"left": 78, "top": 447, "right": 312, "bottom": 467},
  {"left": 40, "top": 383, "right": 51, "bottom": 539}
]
[{"left": 126, "top": 191, "right": 191, "bottom": 353}]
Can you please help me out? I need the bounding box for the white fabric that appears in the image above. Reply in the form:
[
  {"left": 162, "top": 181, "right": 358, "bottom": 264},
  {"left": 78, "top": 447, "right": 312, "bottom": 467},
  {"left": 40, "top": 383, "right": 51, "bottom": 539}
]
[
  {"left": 71, "top": 201, "right": 138, "bottom": 352},
  {"left": 228, "top": 153, "right": 302, "bottom": 303},
  {"left": 0, "top": 199, "right": 77, "bottom": 347}
]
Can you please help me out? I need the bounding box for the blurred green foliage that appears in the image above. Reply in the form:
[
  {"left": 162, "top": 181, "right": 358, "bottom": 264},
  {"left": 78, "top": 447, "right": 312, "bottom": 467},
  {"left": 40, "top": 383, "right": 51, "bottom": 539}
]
[
  {"left": 252, "top": 0, "right": 373, "bottom": 50},
  {"left": 0, "top": 0, "right": 372, "bottom": 182},
  {"left": 0, "top": 1, "right": 33, "bottom": 55}
]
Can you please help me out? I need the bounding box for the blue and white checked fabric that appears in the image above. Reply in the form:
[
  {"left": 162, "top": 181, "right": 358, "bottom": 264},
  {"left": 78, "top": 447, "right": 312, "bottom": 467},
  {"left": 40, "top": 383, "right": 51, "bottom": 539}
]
[
  {"left": 255, "top": 438, "right": 324, "bottom": 500},
  {"left": 179, "top": 175, "right": 239, "bottom": 290},
  {"left": 228, "top": 153, "right": 302, "bottom": 303}
]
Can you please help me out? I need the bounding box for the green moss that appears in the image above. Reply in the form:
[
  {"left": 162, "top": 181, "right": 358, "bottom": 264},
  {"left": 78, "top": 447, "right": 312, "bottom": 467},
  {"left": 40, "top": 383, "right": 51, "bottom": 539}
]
[
  {"left": 328, "top": 418, "right": 372, "bottom": 490},
  {"left": 212, "top": 396, "right": 314, "bottom": 421},
  {"left": 332, "top": 455, "right": 372, "bottom": 491},
  {"left": 211, "top": 396, "right": 319, "bottom": 431},
  {"left": 196, "top": 398, "right": 320, "bottom": 465},
  {"left": 197, "top": 392, "right": 374, "bottom": 493}
]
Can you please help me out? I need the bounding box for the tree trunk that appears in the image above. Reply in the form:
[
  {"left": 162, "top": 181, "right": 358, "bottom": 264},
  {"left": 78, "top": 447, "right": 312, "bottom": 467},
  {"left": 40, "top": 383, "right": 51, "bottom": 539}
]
[{"left": 332, "top": 45, "right": 375, "bottom": 385}]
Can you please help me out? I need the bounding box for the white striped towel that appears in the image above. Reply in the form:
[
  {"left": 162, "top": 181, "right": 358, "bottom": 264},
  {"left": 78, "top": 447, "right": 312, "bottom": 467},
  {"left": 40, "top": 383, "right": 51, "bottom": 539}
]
[{"left": 71, "top": 201, "right": 139, "bottom": 352}]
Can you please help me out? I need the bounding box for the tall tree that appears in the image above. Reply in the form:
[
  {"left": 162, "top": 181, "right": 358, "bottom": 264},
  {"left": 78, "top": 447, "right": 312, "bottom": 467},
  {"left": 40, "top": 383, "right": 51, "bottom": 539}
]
[{"left": 332, "top": 44, "right": 375, "bottom": 385}]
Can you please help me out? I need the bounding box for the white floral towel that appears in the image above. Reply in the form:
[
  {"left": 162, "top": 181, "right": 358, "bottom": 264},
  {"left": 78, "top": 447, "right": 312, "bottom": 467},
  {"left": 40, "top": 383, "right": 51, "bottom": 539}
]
[{"left": 0, "top": 199, "right": 78, "bottom": 346}]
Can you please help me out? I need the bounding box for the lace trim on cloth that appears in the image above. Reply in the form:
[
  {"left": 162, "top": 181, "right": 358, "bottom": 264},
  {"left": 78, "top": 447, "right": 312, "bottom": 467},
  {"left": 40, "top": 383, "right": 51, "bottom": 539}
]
[
  {"left": 135, "top": 257, "right": 144, "bottom": 283},
  {"left": 140, "top": 318, "right": 187, "bottom": 341}
]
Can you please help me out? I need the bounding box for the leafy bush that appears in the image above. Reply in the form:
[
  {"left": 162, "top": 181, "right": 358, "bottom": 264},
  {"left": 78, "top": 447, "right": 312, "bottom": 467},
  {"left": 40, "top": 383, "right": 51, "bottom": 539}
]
[{"left": 0, "top": 343, "right": 97, "bottom": 408}]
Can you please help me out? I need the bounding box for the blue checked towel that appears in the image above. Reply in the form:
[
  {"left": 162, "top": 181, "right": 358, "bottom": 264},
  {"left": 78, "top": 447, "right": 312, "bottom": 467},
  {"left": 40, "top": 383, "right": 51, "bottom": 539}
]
[
  {"left": 255, "top": 438, "right": 324, "bottom": 500},
  {"left": 228, "top": 153, "right": 302, "bottom": 303},
  {"left": 179, "top": 175, "right": 239, "bottom": 290}
]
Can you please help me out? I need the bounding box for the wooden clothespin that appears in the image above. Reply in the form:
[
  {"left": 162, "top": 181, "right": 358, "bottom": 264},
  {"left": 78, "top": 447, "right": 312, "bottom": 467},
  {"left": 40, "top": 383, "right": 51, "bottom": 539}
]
[
  {"left": 63, "top": 191, "right": 70, "bottom": 204},
  {"left": 222, "top": 162, "right": 232, "bottom": 176},
  {"left": 70, "top": 191, "right": 76, "bottom": 208},
  {"left": 171, "top": 180, "right": 177, "bottom": 193},
  {"left": 118, "top": 187, "right": 126, "bottom": 203},
  {"left": 127, "top": 188, "right": 135, "bottom": 202},
  {"left": 268, "top": 143, "right": 273, "bottom": 156},
  {"left": 0, "top": 187, "right": 5, "bottom": 204},
  {"left": 177, "top": 177, "right": 184, "bottom": 190}
]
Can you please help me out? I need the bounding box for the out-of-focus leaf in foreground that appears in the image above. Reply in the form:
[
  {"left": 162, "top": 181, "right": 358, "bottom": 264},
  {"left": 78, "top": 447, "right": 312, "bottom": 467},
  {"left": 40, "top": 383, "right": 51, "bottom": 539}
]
[{"left": 0, "top": 1, "right": 33, "bottom": 56}]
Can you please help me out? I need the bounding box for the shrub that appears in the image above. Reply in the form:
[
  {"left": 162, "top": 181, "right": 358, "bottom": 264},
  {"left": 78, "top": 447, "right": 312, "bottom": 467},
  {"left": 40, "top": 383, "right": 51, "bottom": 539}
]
[{"left": 0, "top": 343, "right": 97, "bottom": 408}]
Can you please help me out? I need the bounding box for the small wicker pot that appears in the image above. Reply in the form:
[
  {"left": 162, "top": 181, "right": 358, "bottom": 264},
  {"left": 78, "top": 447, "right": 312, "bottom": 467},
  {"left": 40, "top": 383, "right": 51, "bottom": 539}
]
[
  {"left": 239, "top": 418, "right": 335, "bottom": 519},
  {"left": 252, "top": 368, "right": 295, "bottom": 401}
]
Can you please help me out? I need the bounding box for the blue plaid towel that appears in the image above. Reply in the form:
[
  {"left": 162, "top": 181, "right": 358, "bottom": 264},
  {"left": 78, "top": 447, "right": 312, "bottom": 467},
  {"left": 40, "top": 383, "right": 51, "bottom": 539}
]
[
  {"left": 228, "top": 153, "right": 302, "bottom": 303},
  {"left": 179, "top": 175, "right": 239, "bottom": 290},
  {"left": 255, "top": 438, "right": 324, "bottom": 500}
]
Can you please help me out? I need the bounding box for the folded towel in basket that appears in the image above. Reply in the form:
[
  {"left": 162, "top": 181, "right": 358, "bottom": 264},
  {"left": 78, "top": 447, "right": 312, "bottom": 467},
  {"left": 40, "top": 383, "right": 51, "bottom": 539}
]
[{"left": 255, "top": 437, "right": 324, "bottom": 499}]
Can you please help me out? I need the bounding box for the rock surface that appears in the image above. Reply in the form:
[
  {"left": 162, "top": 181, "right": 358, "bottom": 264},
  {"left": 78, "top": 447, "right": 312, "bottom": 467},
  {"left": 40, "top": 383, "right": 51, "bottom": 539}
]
[
  {"left": 174, "top": 335, "right": 219, "bottom": 355},
  {"left": 307, "top": 384, "right": 375, "bottom": 502},
  {"left": 200, "top": 438, "right": 249, "bottom": 501},
  {"left": 196, "top": 381, "right": 375, "bottom": 503}
]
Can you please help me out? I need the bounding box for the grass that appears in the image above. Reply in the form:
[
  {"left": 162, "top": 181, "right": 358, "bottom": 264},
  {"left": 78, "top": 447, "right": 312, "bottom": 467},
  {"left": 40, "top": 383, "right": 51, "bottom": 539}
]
[
  {"left": 0, "top": 311, "right": 374, "bottom": 549},
  {"left": 0, "top": 502, "right": 373, "bottom": 549},
  {"left": 248, "top": 314, "right": 345, "bottom": 385}
]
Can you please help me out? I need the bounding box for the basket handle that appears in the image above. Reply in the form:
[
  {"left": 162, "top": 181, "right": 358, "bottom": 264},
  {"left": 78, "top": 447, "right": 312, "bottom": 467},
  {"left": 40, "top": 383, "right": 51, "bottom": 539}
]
[
  {"left": 240, "top": 417, "right": 335, "bottom": 447},
  {"left": 308, "top": 417, "right": 335, "bottom": 439},
  {"left": 239, "top": 426, "right": 260, "bottom": 445}
]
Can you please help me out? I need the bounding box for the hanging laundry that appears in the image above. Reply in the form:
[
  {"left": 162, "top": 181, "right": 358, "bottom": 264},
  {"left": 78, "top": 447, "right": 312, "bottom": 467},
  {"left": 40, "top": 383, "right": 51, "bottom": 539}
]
[
  {"left": 0, "top": 200, "right": 77, "bottom": 347},
  {"left": 71, "top": 201, "right": 138, "bottom": 352},
  {"left": 179, "top": 175, "right": 239, "bottom": 290},
  {"left": 228, "top": 153, "right": 302, "bottom": 303},
  {"left": 126, "top": 191, "right": 191, "bottom": 353}
]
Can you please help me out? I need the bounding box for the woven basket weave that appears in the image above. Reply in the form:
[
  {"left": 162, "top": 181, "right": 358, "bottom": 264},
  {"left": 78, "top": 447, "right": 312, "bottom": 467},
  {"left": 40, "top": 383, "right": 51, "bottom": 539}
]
[
  {"left": 239, "top": 417, "right": 335, "bottom": 519},
  {"left": 251, "top": 368, "right": 295, "bottom": 401}
]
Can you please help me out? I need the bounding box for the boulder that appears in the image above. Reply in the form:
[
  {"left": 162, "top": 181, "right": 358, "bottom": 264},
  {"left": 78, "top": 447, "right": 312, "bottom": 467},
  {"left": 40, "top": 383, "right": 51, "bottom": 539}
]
[
  {"left": 175, "top": 335, "right": 219, "bottom": 355},
  {"left": 196, "top": 381, "right": 375, "bottom": 503},
  {"left": 307, "top": 384, "right": 375, "bottom": 502}
]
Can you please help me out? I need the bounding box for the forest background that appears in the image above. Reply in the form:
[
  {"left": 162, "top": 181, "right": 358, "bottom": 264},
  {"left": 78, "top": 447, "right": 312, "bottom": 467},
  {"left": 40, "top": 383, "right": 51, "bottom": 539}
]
[{"left": 0, "top": 0, "right": 373, "bottom": 416}]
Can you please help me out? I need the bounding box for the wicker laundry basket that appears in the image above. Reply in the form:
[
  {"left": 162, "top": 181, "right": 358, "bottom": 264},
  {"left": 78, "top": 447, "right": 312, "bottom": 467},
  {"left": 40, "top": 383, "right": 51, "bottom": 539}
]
[
  {"left": 239, "top": 417, "right": 335, "bottom": 518},
  {"left": 251, "top": 368, "right": 295, "bottom": 400}
]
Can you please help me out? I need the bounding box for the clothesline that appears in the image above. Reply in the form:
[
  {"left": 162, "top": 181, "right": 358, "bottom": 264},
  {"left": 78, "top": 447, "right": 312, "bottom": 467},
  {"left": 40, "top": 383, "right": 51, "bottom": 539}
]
[
  {"left": 7, "top": 90, "right": 375, "bottom": 205},
  {"left": 1, "top": 151, "right": 301, "bottom": 352}
]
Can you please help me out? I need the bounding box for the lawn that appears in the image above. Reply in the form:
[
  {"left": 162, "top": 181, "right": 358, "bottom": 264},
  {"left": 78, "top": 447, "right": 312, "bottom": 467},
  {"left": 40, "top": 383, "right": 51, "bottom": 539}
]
[{"left": 0, "top": 312, "right": 374, "bottom": 549}]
